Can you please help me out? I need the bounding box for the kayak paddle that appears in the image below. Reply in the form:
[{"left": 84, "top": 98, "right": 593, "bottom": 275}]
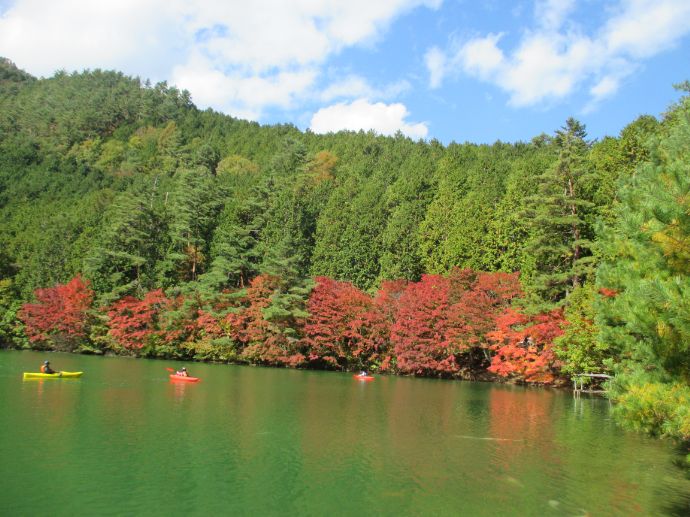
[{"left": 165, "top": 367, "right": 175, "bottom": 372}]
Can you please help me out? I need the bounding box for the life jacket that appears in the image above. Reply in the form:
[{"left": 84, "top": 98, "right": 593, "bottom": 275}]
[{"left": 40, "top": 364, "right": 49, "bottom": 373}]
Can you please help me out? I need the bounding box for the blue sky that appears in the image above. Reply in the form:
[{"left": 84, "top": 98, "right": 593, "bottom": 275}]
[{"left": 1, "top": 0, "right": 689, "bottom": 144}]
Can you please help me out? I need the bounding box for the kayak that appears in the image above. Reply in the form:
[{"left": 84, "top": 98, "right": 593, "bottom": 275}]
[
  {"left": 353, "top": 375, "right": 375, "bottom": 381},
  {"left": 169, "top": 374, "right": 200, "bottom": 383},
  {"left": 23, "top": 371, "right": 83, "bottom": 379}
]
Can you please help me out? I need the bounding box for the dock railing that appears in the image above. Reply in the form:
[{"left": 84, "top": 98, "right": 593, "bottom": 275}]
[{"left": 572, "top": 373, "right": 612, "bottom": 396}]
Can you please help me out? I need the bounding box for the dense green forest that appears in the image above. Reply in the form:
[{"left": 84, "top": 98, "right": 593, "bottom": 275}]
[{"left": 1, "top": 57, "right": 688, "bottom": 444}]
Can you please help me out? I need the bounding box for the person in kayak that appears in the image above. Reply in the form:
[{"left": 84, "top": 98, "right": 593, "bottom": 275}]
[
  {"left": 358, "top": 370, "right": 369, "bottom": 377},
  {"left": 176, "top": 367, "right": 189, "bottom": 377},
  {"left": 40, "top": 360, "right": 56, "bottom": 374}
]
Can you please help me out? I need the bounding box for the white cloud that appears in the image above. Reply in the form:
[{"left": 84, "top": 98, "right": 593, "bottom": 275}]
[
  {"left": 590, "top": 75, "right": 620, "bottom": 100},
  {"left": 581, "top": 74, "right": 624, "bottom": 113},
  {"left": 603, "top": 0, "right": 690, "bottom": 58},
  {"left": 430, "top": 0, "right": 690, "bottom": 108},
  {"left": 0, "top": 0, "right": 182, "bottom": 79},
  {"left": 310, "top": 99, "right": 428, "bottom": 139},
  {"left": 457, "top": 33, "right": 505, "bottom": 81},
  {"left": 320, "top": 76, "right": 375, "bottom": 102},
  {"left": 0, "top": 0, "right": 441, "bottom": 119},
  {"left": 319, "top": 75, "right": 410, "bottom": 102},
  {"left": 379, "top": 80, "right": 412, "bottom": 99},
  {"left": 171, "top": 53, "right": 318, "bottom": 118},
  {"left": 535, "top": 0, "right": 575, "bottom": 31},
  {"left": 499, "top": 33, "right": 600, "bottom": 106},
  {"left": 425, "top": 46, "right": 446, "bottom": 89}
]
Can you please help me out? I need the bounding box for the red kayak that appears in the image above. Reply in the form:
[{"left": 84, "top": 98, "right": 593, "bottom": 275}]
[
  {"left": 353, "top": 375, "right": 374, "bottom": 381},
  {"left": 169, "top": 374, "right": 200, "bottom": 383}
]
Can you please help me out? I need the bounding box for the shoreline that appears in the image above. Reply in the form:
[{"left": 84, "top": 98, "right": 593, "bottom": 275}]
[{"left": 3, "top": 345, "right": 579, "bottom": 391}]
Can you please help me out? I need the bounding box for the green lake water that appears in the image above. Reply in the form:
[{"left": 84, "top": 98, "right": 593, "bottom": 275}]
[{"left": 1, "top": 350, "right": 689, "bottom": 516}]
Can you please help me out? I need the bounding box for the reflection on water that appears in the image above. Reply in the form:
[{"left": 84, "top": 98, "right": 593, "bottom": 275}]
[
  {"left": 489, "top": 388, "right": 556, "bottom": 467},
  {"left": 1, "top": 350, "right": 689, "bottom": 516},
  {"left": 170, "top": 378, "right": 190, "bottom": 401},
  {"left": 23, "top": 377, "right": 46, "bottom": 397}
]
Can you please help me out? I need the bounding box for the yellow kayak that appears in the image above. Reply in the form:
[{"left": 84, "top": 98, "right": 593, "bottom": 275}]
[{"left": 23, "top": 371, "right": 83, "bottom": 379}]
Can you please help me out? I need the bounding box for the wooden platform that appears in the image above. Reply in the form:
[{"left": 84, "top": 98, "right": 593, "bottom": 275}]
[{"left": 572, "top": 373, "right": 612, "bottom": 396}]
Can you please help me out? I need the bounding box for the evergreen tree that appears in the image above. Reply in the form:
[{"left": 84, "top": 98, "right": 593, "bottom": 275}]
[
  {"left": 262, "top": 241, "right": 314, "bottom": 340},
  {"left": 0, "top": 249, "right": 23, "bottom": 348},
  {"left": 379, "top": 145, "right": 436, "bottom": 282},
  {"left": 554, "top": 283, "right": 610, "bottom": 375},
  {"left": 85, "top": 180, "right": 164, "bottom": 300},
  {"left": 200, "top": 184, "right": 267, "bottom": 291},
  {"left": 597, "top": 94, "right": 690, "bottom": 440},
  {"left": 157, "top": 167, "right": 225, "bottom": 286},
  {"left": 485, "top": 143, "right": 556, "bottom": 274},
  {"left": 523, "top": 118, "right": 596, "bottom": 305}
]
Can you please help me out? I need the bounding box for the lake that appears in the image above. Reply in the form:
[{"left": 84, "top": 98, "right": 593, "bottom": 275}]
[{"left": 1, "top": 350, "right": 689, "bottom": 516}]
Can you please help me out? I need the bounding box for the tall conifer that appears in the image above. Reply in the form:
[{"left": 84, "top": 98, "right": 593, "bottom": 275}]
[
  {"left": 597, "top": 94, "right": 690, "bottom": 439},
  {"left": 524, "top": 118, "right": 595, "bottom": 305}
]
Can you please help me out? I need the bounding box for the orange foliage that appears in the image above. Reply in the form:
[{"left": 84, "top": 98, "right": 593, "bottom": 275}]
[{"left": 487, "top": 308, "right": 566, "bottom": 383}]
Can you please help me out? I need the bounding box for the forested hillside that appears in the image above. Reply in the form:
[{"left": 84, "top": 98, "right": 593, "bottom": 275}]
[{"left": 1, "top": 58, "right": 688, "bottom": 441}]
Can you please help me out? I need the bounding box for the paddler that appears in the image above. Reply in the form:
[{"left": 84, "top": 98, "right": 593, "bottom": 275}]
[
  {"left": 176, "top": 367, "right": 189, "bottom": 377},
  {"left": 40, "top": 360, "right": 56, "bottom": 374}
]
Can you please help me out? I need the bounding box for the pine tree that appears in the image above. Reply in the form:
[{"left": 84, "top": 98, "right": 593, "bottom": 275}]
[
  {"left": 199, "top": 184, "right": 266, "bottom": 291},
  {"left": 157, "top": 167, "right": 224, "bottom": 285},
  {"left": 523, "top": 118, "right": 596, "bottom": 305},
  {"left": 259, "top": 137, "right": 325, "bottom": 275},
  {"left": 85, "top": 181, "right": 164, "bottom": 300},
  {"left": 260, "top": 236, "right": 313, "bottom": 341},
  {"left": 597, "top": 94, "right": 690, "bottom": 440}
]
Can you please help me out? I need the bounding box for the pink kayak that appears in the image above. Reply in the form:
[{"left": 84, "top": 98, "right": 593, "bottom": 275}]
[
  {"left": 353, "top": 375, "right": 374, "bottom": 381},
  {"left": 169, "top": 374, "right": 200, "bottom": 382}
]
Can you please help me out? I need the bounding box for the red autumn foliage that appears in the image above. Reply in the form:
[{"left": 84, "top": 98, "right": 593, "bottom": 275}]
[
  {"left": 241, "top": 336, "right": 306, "bottom": 367},
  {"left": 372, "top": 279, "right": 407, "bottom": 319},
  {"left": 389, "top": 270, "right": 521, "bottom": 376},
  {"left": 225, "top": 274, "right": 305, "bottom": 366},
  {"left": 225, "top": 274, "right": 277, "bottom": 346},
  {"left": 19, "top": 275, "right": 94, "bottom": 347},
  {"left": 19, "top": 265, "right": 571, "bottom": 383},
  {"left": 391, "top": 274, "right": 462, "bottom": 375},
  {"left": 598, "top": 287, "right": 618, "bottom": 298},
  {"left": 446, "top": 270, "right": 522, "bottom": 352},
  {"left": 362, "top": 280, "right": 407, "bottom": 371},
  {"left": 487, "top": 308, "right": 566, "bottom": 383},
  {"left": 196, "top": 310, "right": 224, "bottom": 337},
  {"left": 303, "top": 277, "right": 382, "bottom": 368},
  {"left": 107, "top": 289, "right": 169, "bottom": 349}
]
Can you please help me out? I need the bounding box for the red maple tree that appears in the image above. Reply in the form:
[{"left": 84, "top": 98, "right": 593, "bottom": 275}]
[
  {"left": 446, "top": 270, "right": 522, "bottom": 366},
  {"left": 225, "top": 274, "right": 276, "bottom": 346},
  {"left": 390, "top": 274, "right": 462, "bottom": 375},
  {"left": 19, "top": 275, "right": 94, "bottom": 348},
  {"left": 362, "top": 279, "right": 407, "bottom": 371},
  {"left": 196, "top": 309, "right": 224, "bottom": 337},
  {"left": 107, "top": 289, "right": 169, "bottom": 349},
  {"left": 303, "top": 276, "right": 380, "bottom": 369},
  {"left": 487, "top": 308, "right": 566, "bottom": 383}
]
